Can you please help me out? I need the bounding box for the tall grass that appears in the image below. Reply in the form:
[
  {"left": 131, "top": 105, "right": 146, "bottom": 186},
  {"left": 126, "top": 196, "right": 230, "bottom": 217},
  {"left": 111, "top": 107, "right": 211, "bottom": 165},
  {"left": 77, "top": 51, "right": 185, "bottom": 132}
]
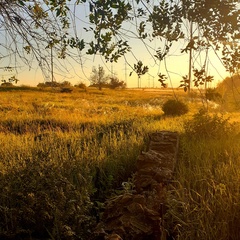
[
  {"left": 0, "top": 129, "right": 144, "bottom": 239},
  {"left": 0, "top": 88, "right": 187, "bottom": 239},
  {"left": 165, "top": 111, "right": 240, "bottom": 240},
  {"left": 2, "top": 88, "right": 239, "bottom": 239}
]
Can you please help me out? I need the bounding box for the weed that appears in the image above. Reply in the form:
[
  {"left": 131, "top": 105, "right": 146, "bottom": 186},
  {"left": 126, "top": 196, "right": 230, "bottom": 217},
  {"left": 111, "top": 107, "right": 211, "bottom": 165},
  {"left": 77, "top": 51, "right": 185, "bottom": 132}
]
[
  {"left": 1, "top": 88, "right": 239, "bottom": 239},
  {"left": 164, "top": 111, "right": 240, "bottom": 240},
  {"left": 183, "top": 109, "right": 236, "bottom": 139}
]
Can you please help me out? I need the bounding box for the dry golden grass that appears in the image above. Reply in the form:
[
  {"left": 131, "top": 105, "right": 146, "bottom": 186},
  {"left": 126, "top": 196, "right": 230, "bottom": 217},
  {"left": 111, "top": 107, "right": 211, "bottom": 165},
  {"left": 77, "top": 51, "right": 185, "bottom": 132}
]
[
  {"left": 0, "top": 87, "right": 240, "bottom": 239},
  {"left": 0, "top": 88, "right": 187, "bottom": 134},
  {"left": 0, "top": 87, "right": 188, "bottom": 239}
]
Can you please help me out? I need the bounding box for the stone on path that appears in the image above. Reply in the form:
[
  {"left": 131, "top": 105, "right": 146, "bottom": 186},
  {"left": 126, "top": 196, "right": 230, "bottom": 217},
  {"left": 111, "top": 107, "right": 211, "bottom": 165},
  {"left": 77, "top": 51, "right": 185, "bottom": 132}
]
[{"left": 95, "top": 131, "right": 179, "bottom": 240}]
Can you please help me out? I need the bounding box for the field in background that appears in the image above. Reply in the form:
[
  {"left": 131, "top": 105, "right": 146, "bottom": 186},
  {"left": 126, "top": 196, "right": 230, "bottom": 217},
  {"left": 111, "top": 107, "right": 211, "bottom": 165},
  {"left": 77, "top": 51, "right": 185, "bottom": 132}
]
[{"left": 0, "top": 87, "right": 240, "bottom": 239}]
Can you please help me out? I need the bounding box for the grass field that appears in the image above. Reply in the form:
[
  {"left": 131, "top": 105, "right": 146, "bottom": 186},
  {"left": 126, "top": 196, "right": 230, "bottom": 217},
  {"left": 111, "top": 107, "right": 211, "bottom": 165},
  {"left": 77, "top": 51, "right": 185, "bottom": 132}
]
[{"left": 0, "top": 87, "right": 240, "bottom": 239}]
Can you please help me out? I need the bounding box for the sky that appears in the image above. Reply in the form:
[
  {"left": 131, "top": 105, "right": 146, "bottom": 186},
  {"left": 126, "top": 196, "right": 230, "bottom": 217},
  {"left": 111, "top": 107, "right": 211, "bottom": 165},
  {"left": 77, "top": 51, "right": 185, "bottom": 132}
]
[
  {"left": 0, "top": 1, "right": 236, "bottom": 89},
  {"left": 0, "top": 40, "right": 229, "bottom": 89}
]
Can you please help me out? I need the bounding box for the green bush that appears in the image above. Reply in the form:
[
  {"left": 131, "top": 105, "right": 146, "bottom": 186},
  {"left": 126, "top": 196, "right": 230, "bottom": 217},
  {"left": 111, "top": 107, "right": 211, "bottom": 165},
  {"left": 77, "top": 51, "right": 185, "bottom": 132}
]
[
  {"left": 162, "top": 99, "right": 188, "bottom": 116},
  {"left": 183, "top": 109, "right": 235, "bottom": 139},
  {"left": 0, "top": 158, "right": 95, "bottom": 239}
]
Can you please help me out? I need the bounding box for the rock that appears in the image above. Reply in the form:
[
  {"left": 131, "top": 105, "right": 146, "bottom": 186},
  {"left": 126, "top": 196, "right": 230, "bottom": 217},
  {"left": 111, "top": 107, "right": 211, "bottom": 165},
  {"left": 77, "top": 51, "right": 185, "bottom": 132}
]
[
  {"left": 95, "top": 131, "right": 179, "bottom": 240},
  {"left": 105, "top": 233, "right": 123, "bottom": 240}
]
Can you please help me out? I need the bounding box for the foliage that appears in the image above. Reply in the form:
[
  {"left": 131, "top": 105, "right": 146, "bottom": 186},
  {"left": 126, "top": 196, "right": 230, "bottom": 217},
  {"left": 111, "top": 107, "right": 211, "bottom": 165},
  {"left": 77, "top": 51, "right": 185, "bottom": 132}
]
[
  {"left": 37, "top": 81, "right": 72, "bottom": 88},
  {"left": 162, "top": 99, "right": 189, "bottom": 116},
  {"left": 132, "top": 61, "right": 149, "bottom": 78},
  {"left": 1, "top": 0, "right": 239, "bottom": 88},
  {"left": 37, "top": 81, "right": 60, "bottom": 88},
  {"left": 0, "top": 156, "right": 94, "bottom": 239},
  {"left": 0, "top": 0, "right": 70, "bottom": 76},
  {"left": 86, "top": 0, "right": 132, "bottom": 62},
  {"left": 1, "top": 82, "right": 14, "bottom": 87},
  {"left": 82, "top": 0, "right": 239, "bottom": 89},
  {"left": 109, "top": 76, "right": 126, "bottom": 89},
  {"left": 158, "top": 73, "right": 168, "bottom": 88},
  {"left": 180, "top": 68, "right": 214, "bottom": 92},
  {"left": 217, "top": 73, "right": 240, "bottom": 91},
  {"left": 183, "top": 109, "right": 235, "bottom": 139},
  {"left": 179, "top": 75, "right": 190, "bottom": 92},
  {"left": 130, "top": 61, "right": 149, "bottom": 88},
  {"left": 58, "top": 81, "right": 74, "bottom": 93},
  {"left": 60, "top": 87, "right": 73, "bottom": 93},
  {"left": 1, "top": 75, "right": 19, "bottom": 86},
  {"left": 74, "top": 82, "right": 87, "bottom": 89},
  {"left": 192, "top": 68, "right": 214, "bottom": 88},
  {"left": 205, "top": 88, "right": 222, "bottom": 102},
  {"left": 60, "top": 81, "right": 72, "bottom": 87}
]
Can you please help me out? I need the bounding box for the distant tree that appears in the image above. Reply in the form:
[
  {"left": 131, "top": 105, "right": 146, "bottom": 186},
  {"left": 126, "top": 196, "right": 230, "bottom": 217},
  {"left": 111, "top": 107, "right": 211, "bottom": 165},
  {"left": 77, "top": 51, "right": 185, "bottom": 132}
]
[
  {"left": 130, "top": 61, "right": 149, "bottom": 88},
  {"left": 1, "top": 82, "right": 14, "bottom": 87},
  {"left": 8, "top": 76, "right": 20, "bottom": 84},
  {"left": 1, "top": 75, "right": 19, "bottom": 86},
  {"left": 84, "top": 0, "right": 239, "bottom": 91},
  {"left": 109, "top": 76, "right": 126, "bottom": 89},
  {"left": 1, "top": 0, "right": 239, "bottom": 90},
  {"left": 90, "top": 66, "right": 108, "bottom": 90},
  {"left": 60, "top": 81, "right": 72, "bottom": 87},
  {"left": 58, "top": 81, "right": 73, "bottom": 93},
  {"left": 37, "top": 81, "right": 60, "bottom": 88}
]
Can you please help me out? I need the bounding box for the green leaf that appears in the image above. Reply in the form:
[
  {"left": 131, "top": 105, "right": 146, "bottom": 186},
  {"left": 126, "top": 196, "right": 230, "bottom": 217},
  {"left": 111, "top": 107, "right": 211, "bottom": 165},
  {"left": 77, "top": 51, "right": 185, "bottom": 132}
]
[{"left": 18, "top": 0, "right": 25, "bottom": 6}]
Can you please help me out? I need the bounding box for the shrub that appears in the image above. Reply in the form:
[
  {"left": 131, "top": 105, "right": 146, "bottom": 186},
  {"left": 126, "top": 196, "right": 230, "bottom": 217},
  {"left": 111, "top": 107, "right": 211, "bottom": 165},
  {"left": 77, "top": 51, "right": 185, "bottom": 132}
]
[
  {"left": 109, "top": 77, "right": 126, "bottom": 89},
  {"left": 60, "top": 81, "right": 72, "bottom": 87},
  {"left": 37, "top": 81, "right": 60, "bottom": 87},
  {"left": 183, "top": 109, "right": 235, "bottom": 139},
  {"left": 75, "top": 82, "right": 87, "bottom": 89},
  {"left": 205, "top": 88, "right": 222, "bottom": 102},
  {"left": 0, "top": 158, "right": 94, "bottom": 239},
  {"left": 1, "top": 82, "right": 14, "bottom": 87},
  {"left": 60, "top": 87, "right": 73, "bottom": 93},
  {"left": 162, "top": 99, "right": 188, "bottom": 116}
]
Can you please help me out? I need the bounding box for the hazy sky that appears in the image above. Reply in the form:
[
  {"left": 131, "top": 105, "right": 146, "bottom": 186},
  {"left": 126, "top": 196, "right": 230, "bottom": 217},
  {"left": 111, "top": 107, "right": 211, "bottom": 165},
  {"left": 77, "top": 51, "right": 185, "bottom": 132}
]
[
  {"left": 0, "top": 39, "right": 228, "bottom": 89},
  {"left": 0, "top": 1, "right": 234, "bottom": 88}
]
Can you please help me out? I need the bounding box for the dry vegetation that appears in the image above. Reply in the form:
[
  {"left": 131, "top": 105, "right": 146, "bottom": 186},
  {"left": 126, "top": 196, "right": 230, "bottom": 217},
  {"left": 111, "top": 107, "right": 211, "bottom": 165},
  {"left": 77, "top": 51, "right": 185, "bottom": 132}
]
[{"left": 0, "top": 87, "right": 240, "bottom": 239}]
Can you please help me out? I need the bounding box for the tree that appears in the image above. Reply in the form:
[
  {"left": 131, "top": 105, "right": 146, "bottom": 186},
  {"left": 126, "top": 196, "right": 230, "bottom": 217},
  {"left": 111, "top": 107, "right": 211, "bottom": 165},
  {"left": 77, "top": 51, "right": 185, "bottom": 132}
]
[
  {"left": 74, "top": 82, "right": 87, "bottom": 89},
  {"left": 89, "top": 65, "right": 108, "bottom": 90},
  {"left": 60, "top": 81, "right": 72, "bottom": 87},
  {"left": 130, "top": 61, "right": 149, "bottom": 88},
  {"left": 1, "top": 0, "right": 239, "bottom": 89},
  {"left": 1, "top": 76, "right": 19, "bottom": 86},
  {"left": 0, "top": 0, "right": 78, "bottom": 80},
  {"left": 109, "top": 76, "right": 126, "bottom": 89},
  {"left": 82, "top": 0, "right": 239, "bottom": 90},
  {"left": 37, "top": 81, "right": 60, "bottom": 88}
]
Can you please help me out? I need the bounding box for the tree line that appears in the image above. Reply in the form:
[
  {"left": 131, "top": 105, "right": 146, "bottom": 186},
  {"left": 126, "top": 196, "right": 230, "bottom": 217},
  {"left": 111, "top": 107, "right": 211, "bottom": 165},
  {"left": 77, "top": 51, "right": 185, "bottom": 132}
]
[{"left": 36, "top": 65, "right": 126, "bottom": 90}]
